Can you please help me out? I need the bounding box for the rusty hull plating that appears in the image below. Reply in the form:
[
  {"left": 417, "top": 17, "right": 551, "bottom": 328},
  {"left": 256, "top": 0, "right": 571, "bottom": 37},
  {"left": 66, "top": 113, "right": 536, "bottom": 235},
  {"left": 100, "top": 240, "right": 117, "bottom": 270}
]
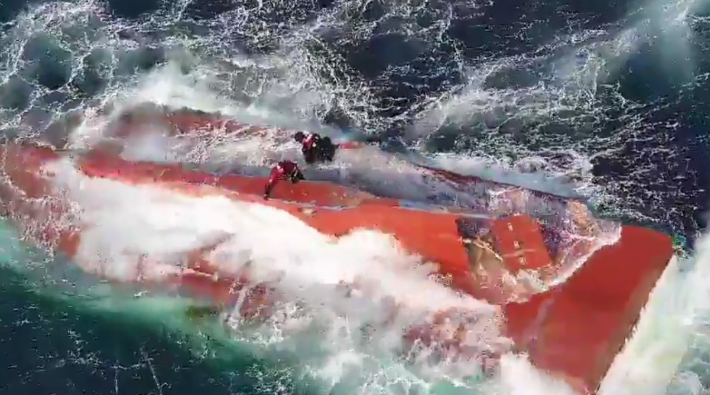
[{"left": 0, "top": 141, "right": 674, "bottom": 394}]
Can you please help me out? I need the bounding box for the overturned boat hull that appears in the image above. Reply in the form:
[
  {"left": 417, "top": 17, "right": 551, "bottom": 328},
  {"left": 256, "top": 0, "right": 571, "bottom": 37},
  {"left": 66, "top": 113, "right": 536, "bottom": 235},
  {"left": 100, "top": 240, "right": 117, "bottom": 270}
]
[
  {"left": 76, "top": 105, "right": 627, "bottom": 289},
  {"left": 0, "top": 135, "right": 674, "bottom": 394}
]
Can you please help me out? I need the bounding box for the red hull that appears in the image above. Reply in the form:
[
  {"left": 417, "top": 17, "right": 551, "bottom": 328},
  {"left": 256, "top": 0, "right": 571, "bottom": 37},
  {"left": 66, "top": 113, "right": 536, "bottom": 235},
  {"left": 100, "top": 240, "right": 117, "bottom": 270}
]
[
  {"left": 80, "top": 105, "right": 624, "bottom": 292},
  {"left": 7, "top": 122, "right": 674, "bottom": 394}
]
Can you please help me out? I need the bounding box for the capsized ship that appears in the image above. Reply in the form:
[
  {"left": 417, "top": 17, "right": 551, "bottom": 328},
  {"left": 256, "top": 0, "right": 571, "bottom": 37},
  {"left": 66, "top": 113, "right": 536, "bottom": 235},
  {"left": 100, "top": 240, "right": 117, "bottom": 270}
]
[
  {"left": 86, "top": 104, "right": 639, "bottom": 298},
  {"left": 2, "top": 104, "right": 676, "bottom": 394}
]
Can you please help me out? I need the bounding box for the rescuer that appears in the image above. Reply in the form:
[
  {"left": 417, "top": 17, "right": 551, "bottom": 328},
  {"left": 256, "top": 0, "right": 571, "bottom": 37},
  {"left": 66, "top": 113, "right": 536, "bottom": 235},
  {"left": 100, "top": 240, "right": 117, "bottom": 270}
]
[
  {"left": 294, "top": 131, "right": 381, "bottom": 164},
  {"left": 294, "top": 131, "right": 336, "bottom": 164},
  {"left": 263, "top": 160, "right": 305, "bottom": 200}
]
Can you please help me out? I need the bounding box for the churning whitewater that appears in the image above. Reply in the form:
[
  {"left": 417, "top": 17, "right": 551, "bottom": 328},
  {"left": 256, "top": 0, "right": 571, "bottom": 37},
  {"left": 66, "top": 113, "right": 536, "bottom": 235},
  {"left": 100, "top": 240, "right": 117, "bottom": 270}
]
[{"left": 1, "top": 0, "right": 710, "bottom": 393}]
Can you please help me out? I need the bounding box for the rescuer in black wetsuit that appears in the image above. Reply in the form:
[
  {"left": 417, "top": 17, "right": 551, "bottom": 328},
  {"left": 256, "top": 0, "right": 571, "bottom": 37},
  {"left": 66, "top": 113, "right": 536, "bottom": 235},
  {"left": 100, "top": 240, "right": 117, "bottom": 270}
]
[
  {"left": 294, "top": 131, "right": 381, "bottom": 164},
  {"left": 294, "top": 131, "right": 336, "bottom": 164}
]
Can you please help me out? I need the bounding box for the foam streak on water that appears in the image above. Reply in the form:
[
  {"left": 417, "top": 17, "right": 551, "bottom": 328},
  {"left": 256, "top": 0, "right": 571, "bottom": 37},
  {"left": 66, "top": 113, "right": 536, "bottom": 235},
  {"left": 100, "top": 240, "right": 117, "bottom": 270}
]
[{"left": 45, "top": 155, "right": 517, "bottom": 393}]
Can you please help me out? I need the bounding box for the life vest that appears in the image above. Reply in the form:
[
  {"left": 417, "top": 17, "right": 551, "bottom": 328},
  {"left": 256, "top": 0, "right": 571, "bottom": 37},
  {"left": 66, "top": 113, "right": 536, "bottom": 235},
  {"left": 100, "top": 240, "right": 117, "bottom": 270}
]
[{"left": 302, "top": 133, "right": 320, "bottom": 150}]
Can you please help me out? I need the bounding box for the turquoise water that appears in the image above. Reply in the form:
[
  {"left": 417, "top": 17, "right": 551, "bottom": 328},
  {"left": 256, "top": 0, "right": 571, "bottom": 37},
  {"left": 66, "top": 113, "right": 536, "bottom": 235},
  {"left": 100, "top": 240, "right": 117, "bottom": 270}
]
[{"left": 0, "top": 220, "right": 303, "bottom": 395}]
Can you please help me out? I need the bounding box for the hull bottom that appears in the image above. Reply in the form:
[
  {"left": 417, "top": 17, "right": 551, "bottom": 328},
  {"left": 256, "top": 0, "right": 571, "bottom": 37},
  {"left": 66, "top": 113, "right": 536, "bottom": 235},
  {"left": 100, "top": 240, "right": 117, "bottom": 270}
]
[{"left": 0, "top": 142, "right": 675, "bottom": 394}]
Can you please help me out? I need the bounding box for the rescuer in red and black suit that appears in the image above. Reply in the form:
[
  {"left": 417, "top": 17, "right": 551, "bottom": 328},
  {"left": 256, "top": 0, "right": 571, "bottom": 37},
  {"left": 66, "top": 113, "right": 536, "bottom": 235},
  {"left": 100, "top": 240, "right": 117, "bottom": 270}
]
[
  {"left": 294, "top": 131, "right": 382, "bottom": 164},
  {"left": 294, "top": 131, "right": 337, "bottom": 164},
  {"left": 263, "top": 160, "right": 305, "bottom": 200}
]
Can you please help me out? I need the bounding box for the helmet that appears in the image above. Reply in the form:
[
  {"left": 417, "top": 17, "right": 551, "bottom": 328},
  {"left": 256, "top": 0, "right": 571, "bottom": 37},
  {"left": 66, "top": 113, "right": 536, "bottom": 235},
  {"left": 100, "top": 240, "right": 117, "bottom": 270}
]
[{"left": 294, "top": 131, "right": 305, "bottom": 143}]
